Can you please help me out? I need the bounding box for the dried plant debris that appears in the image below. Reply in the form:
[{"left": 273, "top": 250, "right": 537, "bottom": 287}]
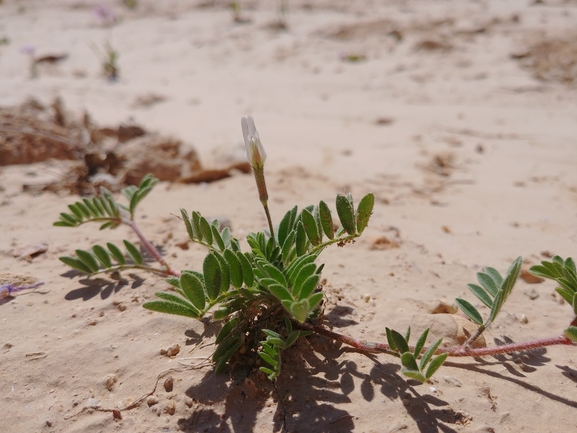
[
  {"left": 514, "top": 34, "right": 577, "bottom": 84},
  {"left": 0, "top": 98, "right": 251, "bottom": 195}
]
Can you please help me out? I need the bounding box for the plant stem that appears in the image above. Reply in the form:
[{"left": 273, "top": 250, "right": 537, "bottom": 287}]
[
  {"left": 296, "top": 321, "right": 575, "bottom": 359},
  {"left": 129, "top": 220, "right": 180, "bottom": 276}
]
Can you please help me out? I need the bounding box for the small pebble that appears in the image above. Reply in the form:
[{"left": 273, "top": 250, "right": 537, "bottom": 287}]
[
  {"left": 165, "top": 400, "right": 176, "bottom": 415},
  {"left": 164, "top": 376, "right": 174, "bottom": 392},
  {"left": 45, "top": 419, "right": 53, "bottom": 427},
  {"left": 516, "top": 313, "right": 528, "bottom": 324},
  {"left": 362, "top": 294, "right": 371, "bottom": 303},
  {"left": 443, "top": 376, "right": 462, "bottom": 387},
  {"left": 105, "top": 374, "right": 118, "bottom": 391},
  {"left": 147, "top": 396, "right": 159, "bottom": 407},
  {"left": 525, "top": 288, "right": 539, "bottom": 300},
  {"left": 160, "top": 343, "right": 180, "bottom": 357}
]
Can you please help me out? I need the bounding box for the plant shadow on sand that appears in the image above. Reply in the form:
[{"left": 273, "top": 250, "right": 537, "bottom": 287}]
[
  {"left": 177, "top": 333, "right": 470, "bottom": 433},
  {"left": 63, "top": 273, "right": 145, "bottom": 300}
]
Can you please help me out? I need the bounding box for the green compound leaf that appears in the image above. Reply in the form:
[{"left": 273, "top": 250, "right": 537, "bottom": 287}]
[
  {"left": 59, "top": 212, "right": 79, "bottom": 226},
  {"left": 401, "top": 369, "right": 427, "bottom": 383},
  {"left": 455, "top": 298, "right": 483, "bottom": 325},
  {"left": 295, "top": 221, "right": 308, "bottom": 257},
  {"left": 180, "top": 272, "right": 206, "bottom": 311},
  {"left": 92, "top": 245, "right": 112, "bottom": 268},
  {"left": 224, "top": 250, "right": 243, "bottom": 289},
  {"left": 336, "top": 193, "right": 356, "bottom": 235},
  {"left": 414, "top": 328, "right": 429, "bottom": 359},
  {"left": 564, "top": 326, "right": 577, "bottom": 343},
  {"left": 204, "top": 253, "right": 223, "bottom": 300},
  {"left": 286, "top": 253, "right": 318, "bottom": 286},
  {"left": 75, "top": 249, "right": 100, "bottom": 273},
  {"left": 213, "top": 337, "right": 242, "bottom": 373},
  {"left": 99, "top": 221, "right": 117, "bottom": 230},
  {"left": 290, "top": 299, "right": 311, "bottom": 323},
  {"left": 200, "top": 217, "right": 213, "bottom": 245},
  {"left": 192, "top": 211, "right": 202, "bottom": 241},
  {"left": 278, "top": 206, "right": 297, "bottom": 247},
  {"left": 258, "top": 351, "right": 276, "bottom": 367},
  {"left": 385, "top": 328, "right": 396, "bottom": 351},
  {"left": 212, "top": 251, "right": 231, "bottom": 297},
  {"left": 181, "top": 209, "right": 195, "bottom": 240},
  {"left": 211, "top": 225, "right": 225, "bottom": 251},
  {"left": 318, "top": 200, "right": 334, "bottom": 240},
  {"left": 107, "top": 242, "right": 126, "bottom": 265},
  {"left": 297, "top": 274, "right": 320, "bottom": 301},
  {"left": 67, "top": 203, "right": 84, "bottom": 219},
  {"left": 142, "top": 300, "right": 199, "bottom": 319},
  {"left": 238, "top": 252, "right": 254, "bottom": 288},
  {"left": 356, "top": 193, "right": 374, "bottom": 235},
  {"left": 420, "top": 338, "right": 443, "bottom": 371},
  {"left": 477, "top": 272, "right": 499, "bottom": 297},
  {"left": 215, "top": 318, "right": 238, "bottom": 345},
  {"left": 484, "top": 267, "right": 503, "bottom": 287},
  {"left": 425, "top": 353, "right": 448, "bottom": 379},
  {"left": 292, "top": 263, "right": 317, "bottom": 298},
  {"left": 281, "top": 230, "right": 296, "bottom": 265},
  {"left": 307, "top": 292, "right": 324, "bottom": 310},
  {"left": 556, "top": 287, "right": 574, "bottom": 305},
  {"left": 401, "top": 352, "right": 419, "bottom": 371},
  {"left": 467, "top": 283, "right": 493, "bottom": 308},
  {"left": 301, "top": 208, "right": 321, "bottom": 246},
  {"left": 123, "top": 240, "right": 143, "bottom": 265},
  {"left": 59, "top": 256, "right": 93, "bottom": 274},
  {"left": 390, "top": 329, "right": 410, "bottom": 354},
  {"left": 268, "top": 284, "right": 293, "bottom": 303}
]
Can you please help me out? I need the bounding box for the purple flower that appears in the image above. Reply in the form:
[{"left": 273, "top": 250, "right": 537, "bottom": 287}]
[
  {"left": 0, "top": 281, "right": 44, "bottom": 298},
  {"left": 19, "top": 44, "right": 36, "bottom": 56},
  {"left": 94, "top": 4, "right": 117, "bottom": 25}
]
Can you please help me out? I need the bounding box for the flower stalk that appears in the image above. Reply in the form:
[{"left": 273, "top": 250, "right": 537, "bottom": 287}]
[{"left": 241, "top": 115, "right": 275, "bottom": 238}]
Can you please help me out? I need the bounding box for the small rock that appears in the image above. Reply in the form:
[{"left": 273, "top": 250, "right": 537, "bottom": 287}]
[
  {"left": 525, "top": 288, "right": 539, "bottom": 300},
  {"left": 443, "top": 376, "right": 462, "bottom": 387},
  {"left": 160, "top": 343, "right": 180, "bottom": 357},
  {"left": 429, "top": 301, "right": 458, "bottom": 314},
  {"left": 105, "top": 374, "right": 118, "bottom": 391},
  {"left": 164, "top": 376, "right": 174, "bottom": 392},
  {"left": 165, "top": 400, "right": 176, "bottom": 415},
  {"left": 175, "top": 239, "right": 190, "bottom": 250},
  {"left": 86, "top": 398, "right": 100, "bottom": 408},
  {"left": 184, "top": 397, "right": 193, "bottom": 408},
  {"left": 147, "top": 396, "right": 159, "bottom": 407},
  {"left": 516, "top": 313, "right": 528, "bottom": 324},
  {"left": 520, "top": 270, "right": 544, "bottom": 284},
  {"left": 362, "top": 294, "right": 371, "bottom": 303},
  {"left": 45, "top": 419, "right": 53, "bottom": 427},
  {"left": 370, "top": 236, "right": 400, "bottom": 250}
]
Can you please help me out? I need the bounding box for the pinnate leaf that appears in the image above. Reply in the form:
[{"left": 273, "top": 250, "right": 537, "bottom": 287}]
[{"left": 455, "top": 298, "right": 483, "bottom": 325}]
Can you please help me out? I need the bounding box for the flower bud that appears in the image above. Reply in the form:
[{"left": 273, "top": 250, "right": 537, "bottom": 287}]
[{"left": 241, "top": 115, "right": 267, "bottom": 169}]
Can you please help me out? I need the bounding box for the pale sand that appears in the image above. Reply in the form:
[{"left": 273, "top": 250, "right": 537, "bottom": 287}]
[{"left": 1, "top": 1, "right": 577, "bottom": 432}]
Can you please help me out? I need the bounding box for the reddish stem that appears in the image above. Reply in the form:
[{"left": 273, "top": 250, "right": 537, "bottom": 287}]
[
  {"left": 129, "top": 220, "right": 180, "bottom": 277},
  {"left": 297, "top": 321, "right": 575, "bottom": 358}
]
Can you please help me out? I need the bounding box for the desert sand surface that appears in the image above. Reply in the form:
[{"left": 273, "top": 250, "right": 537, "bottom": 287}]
[{"left": 1, "top": 1, "right": 577, "bottom": 432}]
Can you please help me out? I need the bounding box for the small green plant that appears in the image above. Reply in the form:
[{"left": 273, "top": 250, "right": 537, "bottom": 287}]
[
  {"left": 55, "top": 116, "right": 576, "bottom": 384},
  {"left": 92, "top": 40, "right": 119, "bottom": 81}
]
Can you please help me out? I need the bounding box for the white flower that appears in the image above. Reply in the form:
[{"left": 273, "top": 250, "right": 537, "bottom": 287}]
[{"left": 241, "top": 115, "right": 267, "bottom": 169}]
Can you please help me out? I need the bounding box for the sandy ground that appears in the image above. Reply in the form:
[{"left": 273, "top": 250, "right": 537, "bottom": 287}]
[{"left": 1, "top": 0, "right": 577, "bottom": 432}]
